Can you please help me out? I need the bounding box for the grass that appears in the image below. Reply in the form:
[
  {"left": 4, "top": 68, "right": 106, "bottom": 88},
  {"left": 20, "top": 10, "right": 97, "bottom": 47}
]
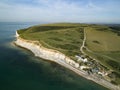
[
  {"left": 85, "top": 27, "right": 120, "bottom": 51},
  {"left": 18, "top": 23, "right": 85, "bottom": 59},
  {"left": 85, "top": 26, "right": 120, "bottom": 67},
  {"left": 85, "top": 26, "right": 120, "bottom": 84},
  {"left": 18, "top": 23, "right": 120, "bottom": 64},
  {"left": 18, "top": 23, "right": 120, "bottom": 84}
]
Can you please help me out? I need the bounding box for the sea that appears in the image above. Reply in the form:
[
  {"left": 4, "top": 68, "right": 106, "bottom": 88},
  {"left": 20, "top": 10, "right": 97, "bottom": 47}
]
[{"left": 0, "top": 22, "right": 109, "bottom": 90}]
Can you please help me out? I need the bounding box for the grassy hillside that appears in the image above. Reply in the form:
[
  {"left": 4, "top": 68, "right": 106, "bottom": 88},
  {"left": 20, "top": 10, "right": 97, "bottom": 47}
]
[
  {"left": 86, "top": 27, "right": 120, "bottom": 51},
  {"left": 85, "top": 26, "right": 120, "bottom": 66},
  {"left": 18, "top": 23, "right": 87, "bottom": 59},
  {"left": 84, "top": 25, "right": 120, "bottom": 84},
  {"left": 17, "top": 23, "right": 120, "bottom": 62},
  {"left": 18, "top": 23, "right": 120, "bottom": 84}
]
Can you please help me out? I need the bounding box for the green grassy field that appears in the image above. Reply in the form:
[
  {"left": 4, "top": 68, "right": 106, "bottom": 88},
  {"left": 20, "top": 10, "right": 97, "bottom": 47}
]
[
  {"left": 85, "top": 26, "right": 120, "bottom": 68},
  {"left": 85, "top": 27, "right": 120, "bottom": 51},
  {"left": 18, "top": 23, "right": 87, "bottom": 59},
  {"left": 18, "top": 23, "right": 120, "bottom": 83},
  {"left": 85, "top": 25, "right": 120, "bottom": 84}
]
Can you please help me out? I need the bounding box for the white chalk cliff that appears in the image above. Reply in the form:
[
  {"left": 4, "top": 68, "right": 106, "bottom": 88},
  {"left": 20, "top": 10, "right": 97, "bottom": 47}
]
[
  {"left": 15, "top": 32, "right": 79, "bottom": 68},
  {"left": 15, "top": 31, "right": 119, "bottom": 90}
]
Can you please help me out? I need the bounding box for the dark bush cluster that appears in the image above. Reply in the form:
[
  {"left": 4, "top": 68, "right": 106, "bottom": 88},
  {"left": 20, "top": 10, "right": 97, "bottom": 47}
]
[
  {"left": 110, "top": 26, "right": 120, "bottom": 36},
  {"left": 92, "top": 40, "right": 100, "bottom": 44},
  {"left": 111, "top": 80, "right": 118, "bottom": 85},
  {"left": 76, "top": 28, "right": 84, "bottom": 33},
  {"left": 95, "top": 27, "right": 109, "bottom": 31},
  {"left": 107, "top": 60, "right": 120, "bottom": 71}
]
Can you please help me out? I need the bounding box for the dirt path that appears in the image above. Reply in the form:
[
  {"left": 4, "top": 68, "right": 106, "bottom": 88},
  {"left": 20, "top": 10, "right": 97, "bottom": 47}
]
[{"left": 80, "top": 28, "right": 86, "bottom": 54}]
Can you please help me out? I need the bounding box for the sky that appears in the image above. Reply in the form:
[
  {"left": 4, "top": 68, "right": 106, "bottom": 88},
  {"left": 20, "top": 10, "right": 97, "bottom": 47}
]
[{"left": 0, "top": 0, "right": 120, "bottom": 23}]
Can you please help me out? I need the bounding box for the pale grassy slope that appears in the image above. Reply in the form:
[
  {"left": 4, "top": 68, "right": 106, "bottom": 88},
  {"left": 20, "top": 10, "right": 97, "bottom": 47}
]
[
  {"left": 85, "top": 26, "right": 120, "bottom": 84},
  {"left": 86, "top": 27, "right": 120, "bottom": 51}
]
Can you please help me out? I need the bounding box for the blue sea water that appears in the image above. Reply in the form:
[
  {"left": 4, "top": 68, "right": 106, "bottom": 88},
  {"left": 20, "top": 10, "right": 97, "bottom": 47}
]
[{"left": 0, "top": 22, "right": 109, "bottom": 90}]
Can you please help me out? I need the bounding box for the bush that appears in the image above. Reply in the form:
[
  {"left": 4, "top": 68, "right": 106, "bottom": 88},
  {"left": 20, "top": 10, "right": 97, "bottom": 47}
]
[
  {"left": 117, "top": 31, "right": 120, "bottom": 36},
  {"left": 92, "top": 40, "right": 100, "bottom": 44},
  {"left": 111, "top": 71, "right": 120, "bottom": 78},
  {"left": 111, "top": 80, "right": 118, "bottom": 85},
  {"left": 76, "top": 28, "right": 84, "bottom": 33},
  {"left": 107, "top": 60, "right": 120, "bottom": 71}
]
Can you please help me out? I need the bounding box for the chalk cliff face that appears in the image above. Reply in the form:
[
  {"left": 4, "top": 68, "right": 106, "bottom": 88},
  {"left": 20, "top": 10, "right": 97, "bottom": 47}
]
[
  {"left": 15, "top": 32, "right": 119, "bottom": 90},
  {"left": 15, "top": 32, "right": 79, "bottom": 68},
  {"left": 16, "top": 31, "right": 19, "bottom": 37}
]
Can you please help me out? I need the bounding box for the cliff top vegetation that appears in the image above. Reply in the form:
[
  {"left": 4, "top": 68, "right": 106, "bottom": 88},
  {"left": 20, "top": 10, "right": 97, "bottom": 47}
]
[{"left": 17, "top": 23, "right": 120, "bottom": 84}]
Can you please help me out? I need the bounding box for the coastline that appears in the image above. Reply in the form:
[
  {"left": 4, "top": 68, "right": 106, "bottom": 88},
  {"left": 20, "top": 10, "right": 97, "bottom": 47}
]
[{"left": 15, "top": 31, "right": 119, "bottom": 90}]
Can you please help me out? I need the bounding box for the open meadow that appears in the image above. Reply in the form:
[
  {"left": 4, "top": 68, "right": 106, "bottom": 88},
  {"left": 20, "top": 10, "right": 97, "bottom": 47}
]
[
  {"left": 18, "top": 23, "right": 120, "bottom": 84},
  {"left": 18, "top": 23, "right": 87, "bottom": 59},
  {"left": 85, "top": 26, "right": 120, "bottom": 84}
]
